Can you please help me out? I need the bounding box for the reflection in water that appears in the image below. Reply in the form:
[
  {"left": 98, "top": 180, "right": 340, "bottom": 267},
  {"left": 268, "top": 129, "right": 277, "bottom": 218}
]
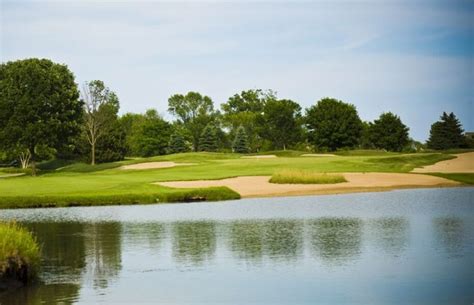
[
  {"left": 228, "top": 220, "right": 304, "bottom": 263},
  {"left": 2, "top": 191, "right": 472, "bottom": 305},
  {"left": 25, "top": 222, "right": 86, "bottom": 283},
  {"left": 433, "top": 217, "right": 465, "bottom": 257},
  {"left": 123, "top": 223, "right": 165, "bottom": 251},
  {"left": 229, "top": 221, "right": 264, "bottom": 262},
  {"left": 83, "top": 222, "right": 122, "bottom": 289},
  {"left": 1, "top": 283, "right": 80, "bottom": 305},
  {"left": 308, "top": 218, "right": 362, "bottom": 263},
  {"left": 370, "top": 218, "right": 409, "bottom": 256},
  {"left": 262, "top": 220, "right": 303, "bottom": 261},
  {"left": 172, "top": 221, "right": 216, "bottom": 265}
]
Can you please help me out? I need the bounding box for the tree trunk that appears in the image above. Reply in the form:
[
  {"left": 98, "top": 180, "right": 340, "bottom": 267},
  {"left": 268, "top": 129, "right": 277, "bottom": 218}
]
[
  {"left": 91, "top": 142, "right": 96, "bottom": 165},
  {"left": 283, "top": 144, "right": 286, "bottom": 151}
]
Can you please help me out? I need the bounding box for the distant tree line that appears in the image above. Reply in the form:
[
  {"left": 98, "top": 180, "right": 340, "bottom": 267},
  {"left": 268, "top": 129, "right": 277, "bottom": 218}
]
[{"left": 0, "top": 58, "right": 472, "bottom": 173}]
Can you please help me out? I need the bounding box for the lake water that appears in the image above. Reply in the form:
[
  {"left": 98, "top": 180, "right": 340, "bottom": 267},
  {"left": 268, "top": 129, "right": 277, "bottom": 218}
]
[{"left": 1, "top": 188, "right": 473, "bottom": 305}]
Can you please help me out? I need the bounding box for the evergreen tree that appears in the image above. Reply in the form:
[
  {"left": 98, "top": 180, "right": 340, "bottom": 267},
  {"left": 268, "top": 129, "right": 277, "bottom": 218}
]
[
  {"left": 199, "top": 124, "right": 218, "bottom": 152},
  {"left": 169, "top": 132, "right": 188, "bottom": 153},
  {"left": 232, "top": 125, "right": 249, "bottom": 153},
  {"left": 427, "top": 112, "right": 465, "bottom": 150}
]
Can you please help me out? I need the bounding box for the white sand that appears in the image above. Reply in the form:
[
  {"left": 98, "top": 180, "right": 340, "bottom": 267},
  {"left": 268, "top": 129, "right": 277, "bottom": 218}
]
[
  {"left": 412, "top": 152, "right": 474, "bottom": 173},
  {"left": 121, "top": 161, "right": 196, "bottom": 170},
  {"left": 157, "top": 173, "right": 459, "bottom": 198}
]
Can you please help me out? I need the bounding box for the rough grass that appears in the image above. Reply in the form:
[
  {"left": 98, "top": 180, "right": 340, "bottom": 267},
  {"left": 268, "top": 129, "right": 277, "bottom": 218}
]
[
  {"left": 0, "top": 222, "right": 40, "bottom": 283},
  {"left": 0, "top": 151, "right": 460, "bottom": 209},
  {"left": 270, "top": 169, "right": 347, "bottom": 184}
]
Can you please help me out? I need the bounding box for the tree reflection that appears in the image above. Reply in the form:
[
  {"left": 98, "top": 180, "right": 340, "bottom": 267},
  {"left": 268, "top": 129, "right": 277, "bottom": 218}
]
[
  {"left": 0, "top": 283, "right": 80, "bottom": 305},
  {"left": 433, "top": 217, "right": 465, "bottom": 257},
  {"left": 370, "top": 218, "right": 409, "bottom": 256},
  {"left": 229, "top": 221, "right": 264, "bottom": 262},
  {"left": 262, "top": 220, "right": 304, "bottom": 261},
  {"left": 25, "top": 222, "right": 86, "bottom": 282},
  {"left": 309, "top": 218, "right": 362, "bottom": 263},
  {"left": 83, "top": 222, "right": 122, "bottom": 289},
  {"left": 172, "top": 221, "right": 216, "bottom": 265},
  {"left": 122, "top": 222, "right": 165, "bottom": 251}
]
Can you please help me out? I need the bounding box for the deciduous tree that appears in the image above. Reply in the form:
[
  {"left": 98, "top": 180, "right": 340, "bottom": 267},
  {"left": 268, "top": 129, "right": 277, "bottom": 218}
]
[
  {"left": 306, "top": 98, "right": 362, "bottom": 151},
  {"left": 168, "top": 92, "right": 217, "bottom": 151},
  {"left": 0, "top": 58, "right": 83, "bottom": 175},
  {"left": 368, "top": 112, "right": 409, "bottom": 152}
]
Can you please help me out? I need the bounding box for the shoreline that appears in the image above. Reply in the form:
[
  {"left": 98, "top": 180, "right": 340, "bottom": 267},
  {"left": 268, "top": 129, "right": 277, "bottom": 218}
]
[{"left": 158, "top": 173, "right": 461, "bottom": 199}]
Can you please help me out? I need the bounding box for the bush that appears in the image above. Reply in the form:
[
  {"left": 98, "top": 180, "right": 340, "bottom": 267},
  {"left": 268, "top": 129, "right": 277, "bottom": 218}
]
[{"left": 0, "top": 222, "right": 40, "bottom": 284}]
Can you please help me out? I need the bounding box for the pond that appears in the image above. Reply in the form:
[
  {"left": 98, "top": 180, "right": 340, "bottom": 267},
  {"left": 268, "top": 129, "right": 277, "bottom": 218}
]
[{"left": 1, "top": 187, "right": 473, "bottom": 304}]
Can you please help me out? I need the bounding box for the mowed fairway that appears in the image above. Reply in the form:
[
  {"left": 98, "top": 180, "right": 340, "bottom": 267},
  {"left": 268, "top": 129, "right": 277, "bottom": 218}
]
[{"left": 0, "top": 151, "right": 472, "bottom": 209}]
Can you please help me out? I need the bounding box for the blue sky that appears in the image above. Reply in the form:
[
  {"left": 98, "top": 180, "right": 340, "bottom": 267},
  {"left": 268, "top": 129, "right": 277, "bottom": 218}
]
[{"left": 1, "top": 0, "right": 473, "bottom": 141}]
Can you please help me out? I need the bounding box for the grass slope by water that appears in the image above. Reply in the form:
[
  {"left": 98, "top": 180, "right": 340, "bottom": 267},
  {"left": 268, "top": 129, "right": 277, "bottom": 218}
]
[{"left": 0, "top": 151, "right": 462, "bottom": 209}]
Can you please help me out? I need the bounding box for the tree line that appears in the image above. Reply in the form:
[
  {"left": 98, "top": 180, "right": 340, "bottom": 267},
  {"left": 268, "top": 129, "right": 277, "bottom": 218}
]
[{"left": 0, "top": 59, "right": 471, "bottom": 174}]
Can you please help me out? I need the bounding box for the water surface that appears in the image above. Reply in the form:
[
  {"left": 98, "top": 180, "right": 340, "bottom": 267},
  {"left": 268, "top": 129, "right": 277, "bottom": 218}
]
[{"left": 1, "top": 188, "right": 473, "bottom": 304}]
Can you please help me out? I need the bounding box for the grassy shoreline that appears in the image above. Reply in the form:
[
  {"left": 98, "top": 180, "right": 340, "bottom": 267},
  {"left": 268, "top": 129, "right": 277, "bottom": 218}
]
[
  {"left": 0, "top": 151, "right": 471, "bottom": 209},
  {"left": 0, "top": 222, "right": 40, "bottom": 286}
]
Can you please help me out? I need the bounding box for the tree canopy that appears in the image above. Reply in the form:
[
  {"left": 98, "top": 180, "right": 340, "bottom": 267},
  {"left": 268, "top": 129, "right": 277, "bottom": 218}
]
[
  {"left": 221, "top": 89, "right": 275, "bottom": 152},
  {"left": 168, "top": 92, "right": 217, "bottom": 151},
  {"left": 0, "top": 58, "right": 83, "bottom": 174},
  {"left": 368, "top": 112, "right": 410, "bottom": 152},
  {"left": 306, "top": 98, "right": 363, "bottom": 151},
  {"left": 259, "top": 99, "right": 302, "bottom": 150}
]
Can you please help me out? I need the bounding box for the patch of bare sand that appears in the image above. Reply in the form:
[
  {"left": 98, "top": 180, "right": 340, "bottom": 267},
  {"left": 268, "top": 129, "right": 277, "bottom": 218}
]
[
  {"left": 412, "top": 152, "right": 474, "bottom": 173},
  {"left": 157, "top": 173, "right": 460, "bottom": 198},
  {"left": 121, "top": 161, "right": 196, "bottom": 170},
  {"left": 241, "top": 155, "right": 277, "bottom": 159},
  {"left": 301, "top": 154, "right": 337, "bottom": 157}
]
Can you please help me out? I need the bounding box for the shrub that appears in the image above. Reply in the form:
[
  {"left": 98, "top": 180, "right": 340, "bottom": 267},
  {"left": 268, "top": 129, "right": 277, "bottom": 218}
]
[{"left": 0, "top": 222, "right": 40, "bottom": 284}]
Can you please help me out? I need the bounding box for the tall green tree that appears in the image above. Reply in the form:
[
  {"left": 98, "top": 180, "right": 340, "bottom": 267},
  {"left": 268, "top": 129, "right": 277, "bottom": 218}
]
[
  {"left": 427, "top": 112, "right": 465, "bottom": 150},
  {"left": 127, "top": 109, "right": 172, "bottom": 157},
  {"left": 259, "top": 99, "right": 302, "bottom": 150},
  {"left": 81, "top": 80, "right": 120, "bottom": 165},
  {"left": 305, "top": 98, "right": 363, "bottom": 151},
  {"left": 368, "top": 112, "right": 410, "bottom": 151},
  {"left": 232, "top": 125, "right": 250, "bottom": 153},
  {"left": 0, "top": 58, "right": 83, "bottom": 175},
  {"left": 199, "top": 124, "right": 218, "bottom": 152},
  {"left": 168, "top": 92, "right": 217, "bottom": 151},
  {"left": 221, "top": 89, "right": 275, "bottom": 152}
]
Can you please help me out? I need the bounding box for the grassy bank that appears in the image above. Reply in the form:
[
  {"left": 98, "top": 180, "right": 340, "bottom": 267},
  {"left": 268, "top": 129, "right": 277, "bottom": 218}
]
[
  {"left": 428, "top": 173, "right": 474, "bottom": 185},
  {"left": 0, "top": 222, "right": 40, "bottom": 285},
  {"left": 270, "top": 170, "right": 346, "bottom": 184},
  {"left": 0, "top": 151, "right": 461, "bottom": 209}
]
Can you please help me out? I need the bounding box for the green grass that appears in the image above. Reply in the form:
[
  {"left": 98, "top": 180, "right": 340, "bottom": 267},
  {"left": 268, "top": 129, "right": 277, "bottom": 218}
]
[
  {"left": 428, "top": 173, "right": 474, "bottom": 185},
  {"left": 0, "top": 151, "right": 464, "bottom": 209},
  {"left": 0, "top": 222, "right": 40, "bottom": 283},
  {"left": 270, "top": 169, "right": 346, "bottom": 184}
]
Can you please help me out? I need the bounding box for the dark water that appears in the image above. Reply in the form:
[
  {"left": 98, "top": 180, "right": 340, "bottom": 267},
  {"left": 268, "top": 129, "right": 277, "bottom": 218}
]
[{"left": 1, "top": 188, "right": 473, "bottom": 305}]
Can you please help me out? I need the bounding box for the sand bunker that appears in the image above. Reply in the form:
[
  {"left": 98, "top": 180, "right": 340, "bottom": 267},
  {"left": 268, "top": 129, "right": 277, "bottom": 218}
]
[
  {"left": 412, "top": 152, "right": 474, "bottom": 173},
  {"left": 301, "top": 154, "right": 337, "bottom": 157},
  {"left": 241, "top": 155, "right": 277, "bottom": 159},
  {"left": 121, "top": 162, "right": 196, "bottom": 170},
  {"left": 157, "top": 173, "right": 459, "bottom": 198}
]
